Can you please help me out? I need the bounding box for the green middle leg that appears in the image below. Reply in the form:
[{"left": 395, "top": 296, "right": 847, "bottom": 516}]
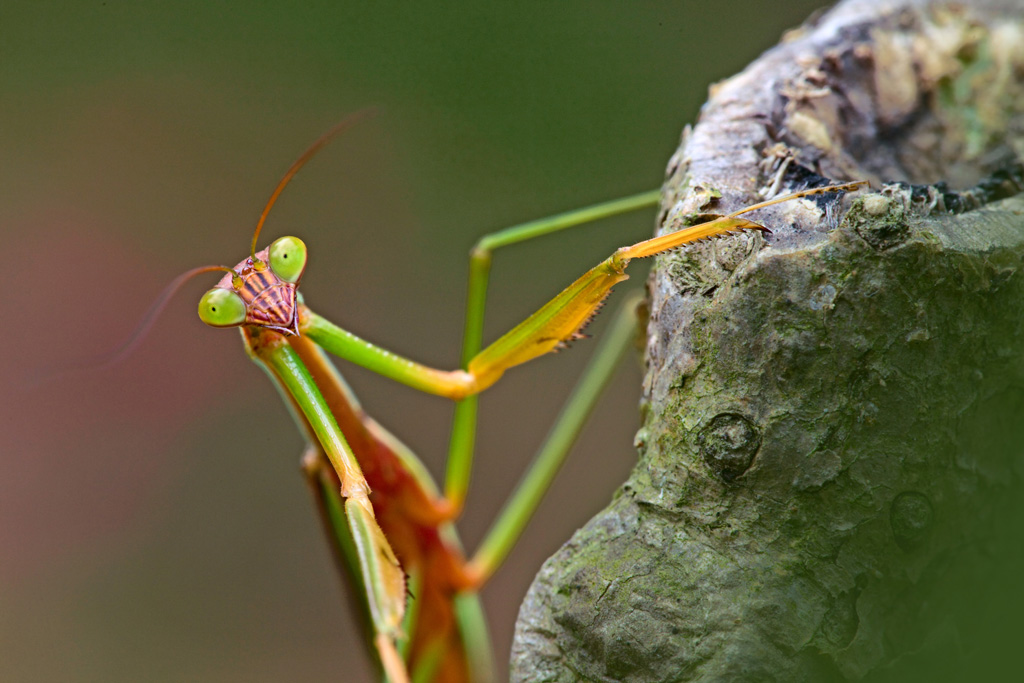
[{"left": 444, "top": 190, "right": 659, "bottom": 510}]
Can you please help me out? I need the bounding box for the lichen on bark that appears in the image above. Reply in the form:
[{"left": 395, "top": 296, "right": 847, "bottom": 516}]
[{"left": 512, "top": 1, "right": 1024, "bottom": 681}]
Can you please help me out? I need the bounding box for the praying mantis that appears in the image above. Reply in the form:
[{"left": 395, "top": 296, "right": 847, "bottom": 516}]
[{"left": 160, "top": 112, "right": 864, "bottom": 682}]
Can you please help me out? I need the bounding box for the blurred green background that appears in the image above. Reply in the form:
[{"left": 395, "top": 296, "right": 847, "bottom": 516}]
[{"left": 1, "top": 2, "right": 824, "bottom": 680}]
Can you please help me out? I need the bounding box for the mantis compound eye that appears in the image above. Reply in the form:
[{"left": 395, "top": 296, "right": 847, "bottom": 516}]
[
  {"left": 269, "top": 236, "right": 307, "bottom": 283},
  {"left": 198, "top": 288, "right": 247, "bottom": 327}
]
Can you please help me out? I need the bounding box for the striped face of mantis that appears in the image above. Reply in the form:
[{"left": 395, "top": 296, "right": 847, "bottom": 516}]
[{"left": 197, "top": 236, "right": 308, "bottom": 335}]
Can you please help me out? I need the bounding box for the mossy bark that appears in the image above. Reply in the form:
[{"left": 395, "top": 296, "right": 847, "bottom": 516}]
[{"left": 512, "top": 1, "right": 1024, "bottom": 681}]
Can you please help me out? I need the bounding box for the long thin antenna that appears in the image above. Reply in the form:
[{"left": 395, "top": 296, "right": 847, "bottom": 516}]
[
  {"left": 250, "top": 108, "right": 378, "bottom": 262},
  {"left": 45, "top": 265, "right": 238, "bottom": 378}
]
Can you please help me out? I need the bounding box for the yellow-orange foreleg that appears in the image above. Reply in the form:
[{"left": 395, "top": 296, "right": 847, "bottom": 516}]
[{"left": 464, "top": 215, "right": 765, "bottom": 389}]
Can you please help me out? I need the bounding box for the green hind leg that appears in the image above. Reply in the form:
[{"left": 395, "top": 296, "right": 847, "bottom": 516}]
[{"left": 464, "top": 292, "right": 643, "bottom": 581}]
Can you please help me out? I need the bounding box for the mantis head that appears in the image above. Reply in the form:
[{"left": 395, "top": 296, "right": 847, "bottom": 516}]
[
  {"left": 195, "top": 109, "right": 373, "bottom": 336},
  {"left": 78, "top": 111, "right": 372, "bottom": 372},
  {"left": 197, "top": 236, "right": 308, "bottom": 335}
]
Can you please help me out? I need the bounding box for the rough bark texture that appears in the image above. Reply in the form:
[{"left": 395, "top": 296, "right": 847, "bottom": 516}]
[{"left": 512, "top": 1, "right": 1024, "bottom": 681}]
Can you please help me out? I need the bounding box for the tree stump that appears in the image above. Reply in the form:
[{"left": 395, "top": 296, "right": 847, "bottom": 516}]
[{"left": 512, "top": 0, "right": 1024, "bottom": 681}]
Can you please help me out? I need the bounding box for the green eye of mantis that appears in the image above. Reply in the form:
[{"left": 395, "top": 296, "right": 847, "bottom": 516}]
[
  {"left": 198, "top": 288, "right": 247, "bottom": 327},
  {"left": 269, "top": 236, "right": 307, "bottom": 283}
]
